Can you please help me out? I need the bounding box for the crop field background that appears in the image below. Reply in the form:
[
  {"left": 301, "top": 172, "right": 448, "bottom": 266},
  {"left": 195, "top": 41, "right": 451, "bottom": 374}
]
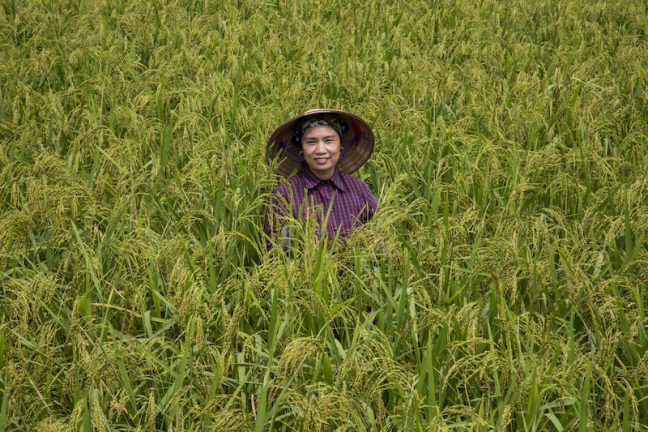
[{"left": 1, "top": 0, "right": 647, "bottom": 430}]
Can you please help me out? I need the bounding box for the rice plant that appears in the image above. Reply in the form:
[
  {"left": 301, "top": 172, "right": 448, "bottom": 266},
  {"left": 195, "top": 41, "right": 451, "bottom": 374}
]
[{"left": 1, "top": 0, "right": 646, "bottom": 430}]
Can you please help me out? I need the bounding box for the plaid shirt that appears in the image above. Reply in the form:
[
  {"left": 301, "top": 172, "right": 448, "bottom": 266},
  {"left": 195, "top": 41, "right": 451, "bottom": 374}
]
[{"left": 264, "top": 168, "right": 377, "bottom": 250}]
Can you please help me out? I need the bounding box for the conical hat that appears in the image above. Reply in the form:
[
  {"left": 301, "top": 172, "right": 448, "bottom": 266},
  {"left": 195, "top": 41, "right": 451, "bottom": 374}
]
[{"left": 266, "top": 108, "right": 374, "bottom": 178}]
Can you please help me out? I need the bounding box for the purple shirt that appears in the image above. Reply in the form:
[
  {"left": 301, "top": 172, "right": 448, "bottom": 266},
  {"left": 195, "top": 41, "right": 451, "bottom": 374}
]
[{"left": 264, "top": 168, "right": 377, "bottom": 250}]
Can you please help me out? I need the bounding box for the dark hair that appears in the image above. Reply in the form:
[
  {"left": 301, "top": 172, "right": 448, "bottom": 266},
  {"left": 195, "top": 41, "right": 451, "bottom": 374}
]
[{"left": 292, "top": 115, "right": 347, "bottom": 146}]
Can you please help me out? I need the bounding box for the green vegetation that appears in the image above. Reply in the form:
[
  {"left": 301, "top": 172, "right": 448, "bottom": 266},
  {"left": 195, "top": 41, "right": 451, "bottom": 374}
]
[{"left": 1, "top": 0, "right": 647, "bottom": 430}]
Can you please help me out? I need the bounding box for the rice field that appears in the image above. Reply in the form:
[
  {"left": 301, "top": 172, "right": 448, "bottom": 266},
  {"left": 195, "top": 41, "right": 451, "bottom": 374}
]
[{"left": 1, "top": 0, "right": 647, "bottom": 430}]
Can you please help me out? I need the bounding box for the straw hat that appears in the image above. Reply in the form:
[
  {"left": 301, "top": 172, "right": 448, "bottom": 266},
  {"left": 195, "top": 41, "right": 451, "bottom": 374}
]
[{"left": 266, "top": 109, "right": 374, "bottom": 177}]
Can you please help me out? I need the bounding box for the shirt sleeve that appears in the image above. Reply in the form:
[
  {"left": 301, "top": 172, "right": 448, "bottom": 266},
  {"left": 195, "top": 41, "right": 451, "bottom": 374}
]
[
  {"left": 365, "top": 184, "right": 377, "bottom": 220},
  {"left": 264, "top": 184, "right": 291, "bottom": 251}
]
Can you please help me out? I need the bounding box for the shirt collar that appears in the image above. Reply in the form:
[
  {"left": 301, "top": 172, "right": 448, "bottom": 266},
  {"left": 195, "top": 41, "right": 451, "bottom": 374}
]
[{"left": 301, "top": 167, "right": 346, "bottom": 192}]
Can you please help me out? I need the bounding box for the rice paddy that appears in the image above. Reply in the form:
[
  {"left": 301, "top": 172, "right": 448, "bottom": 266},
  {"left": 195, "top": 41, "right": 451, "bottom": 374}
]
[{"left": 1, "top": 0, "right": 647, "bottom": 430}]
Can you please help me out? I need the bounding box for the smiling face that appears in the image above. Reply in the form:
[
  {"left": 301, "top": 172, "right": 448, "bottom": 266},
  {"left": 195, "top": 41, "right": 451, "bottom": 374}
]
[{"left": 301, "top": 125, "right": 341, "bottom": 180}]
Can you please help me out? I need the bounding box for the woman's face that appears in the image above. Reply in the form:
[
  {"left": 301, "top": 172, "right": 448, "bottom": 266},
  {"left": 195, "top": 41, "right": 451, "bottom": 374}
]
[{"left": 301, "top": 125, "right": 341, "bottom": 180}]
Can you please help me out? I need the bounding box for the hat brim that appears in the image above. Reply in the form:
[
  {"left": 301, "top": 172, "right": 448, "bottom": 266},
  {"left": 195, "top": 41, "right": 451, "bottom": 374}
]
[{"left": 266, "top": 109, "right": 374, "bottom": 178}]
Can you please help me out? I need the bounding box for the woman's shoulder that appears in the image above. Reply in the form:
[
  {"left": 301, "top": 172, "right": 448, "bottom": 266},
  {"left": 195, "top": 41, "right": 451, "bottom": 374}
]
[
  {"left": 272, "top": 172, "right": 305, "bottom": 197},
  {"left": 338, "top": 171, "right": 373, "bottom": 193},
  {"left": 271, "top": 181, "right": 290, "bottom": 198}
]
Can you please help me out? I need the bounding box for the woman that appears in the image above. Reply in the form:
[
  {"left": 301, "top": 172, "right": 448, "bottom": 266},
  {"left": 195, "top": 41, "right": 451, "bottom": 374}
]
[{"left": 264, "top": 109, "right": 377, "bottom": 251}]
